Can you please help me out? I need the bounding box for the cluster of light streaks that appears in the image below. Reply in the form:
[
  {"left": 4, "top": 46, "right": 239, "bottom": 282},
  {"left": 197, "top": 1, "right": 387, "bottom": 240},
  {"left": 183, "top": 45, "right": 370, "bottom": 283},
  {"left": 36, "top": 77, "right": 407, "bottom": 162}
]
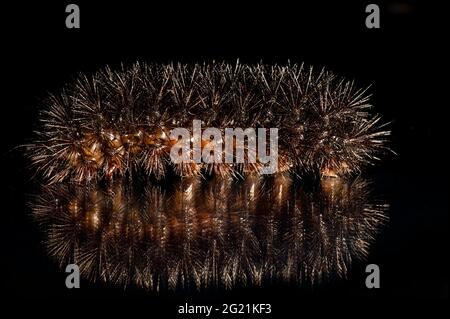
[
  {"left": 32, "top": 175, "right": 388, "bottom": 291},
  {"left": 27, "top": 62, "right": 390, "bottom": 184}
]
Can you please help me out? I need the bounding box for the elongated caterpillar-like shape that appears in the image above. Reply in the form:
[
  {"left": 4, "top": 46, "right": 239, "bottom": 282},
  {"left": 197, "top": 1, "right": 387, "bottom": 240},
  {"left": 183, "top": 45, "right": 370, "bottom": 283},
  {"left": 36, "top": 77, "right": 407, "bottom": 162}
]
[
  {"left": 32, "top": 175, "right": 387, "bottom": 290},
  {"left": 27, "top": 62, "right": 390, "bottom": 184}
]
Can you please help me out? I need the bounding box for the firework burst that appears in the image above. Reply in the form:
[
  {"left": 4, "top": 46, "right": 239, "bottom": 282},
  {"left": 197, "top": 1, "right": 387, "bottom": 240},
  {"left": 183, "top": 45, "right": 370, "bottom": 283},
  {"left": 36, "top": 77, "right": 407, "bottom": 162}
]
[{"left": 26, "top": 61, "right": 390, "bottom": 184}]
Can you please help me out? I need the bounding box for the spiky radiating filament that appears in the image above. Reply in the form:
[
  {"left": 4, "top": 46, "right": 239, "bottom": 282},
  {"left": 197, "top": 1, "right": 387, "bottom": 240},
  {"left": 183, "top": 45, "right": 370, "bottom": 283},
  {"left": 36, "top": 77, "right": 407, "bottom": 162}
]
[
  {"left": 26, "top": 62, "right": 390, "bottom": 184},
  {"left": 33, "top": 175, "right": 388, "bottom": 290}
]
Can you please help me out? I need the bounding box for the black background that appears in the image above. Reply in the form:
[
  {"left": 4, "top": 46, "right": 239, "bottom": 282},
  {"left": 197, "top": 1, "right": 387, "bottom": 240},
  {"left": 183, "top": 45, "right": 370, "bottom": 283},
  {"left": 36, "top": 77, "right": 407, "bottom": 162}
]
[{"left": 3, "top": 0, "right": 448, "bottom": 310}]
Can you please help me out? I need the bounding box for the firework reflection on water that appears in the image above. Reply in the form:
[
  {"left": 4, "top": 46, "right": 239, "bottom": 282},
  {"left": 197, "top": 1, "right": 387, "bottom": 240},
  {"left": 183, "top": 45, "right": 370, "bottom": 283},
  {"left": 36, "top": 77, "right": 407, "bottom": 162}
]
[{"left": 31, "top": 175, "right": 388, "bottom": 291}]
